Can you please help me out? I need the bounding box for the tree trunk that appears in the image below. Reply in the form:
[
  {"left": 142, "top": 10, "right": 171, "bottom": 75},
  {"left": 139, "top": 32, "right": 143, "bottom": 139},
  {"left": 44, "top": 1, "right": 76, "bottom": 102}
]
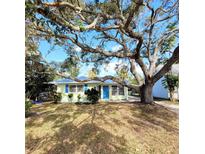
[
  {"left": 140, "top": 83, "right": 154, "bottom": 104},
  {"left": 169, "top": 90, "right": 176, "bottom": 102}
]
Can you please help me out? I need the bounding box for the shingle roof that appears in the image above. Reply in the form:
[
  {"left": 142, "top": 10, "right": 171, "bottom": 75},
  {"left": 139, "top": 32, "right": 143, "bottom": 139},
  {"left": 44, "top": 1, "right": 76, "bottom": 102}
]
[{"left": 50, "top": 76, "right": 117, "bottom": 85}]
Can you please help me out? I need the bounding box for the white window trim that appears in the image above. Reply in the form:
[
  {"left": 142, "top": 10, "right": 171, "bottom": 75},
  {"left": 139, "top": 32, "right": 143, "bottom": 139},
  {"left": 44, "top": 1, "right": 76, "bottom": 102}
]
[
  {"left": 70, "top": 85, "right": 84, "bottom": 93},
  {"left": 77, "top": 85, "right": 83, "bottom": 92},
  {"left": 70, "top": 85, "right": 77, "bottom": 93},
  {"left": 118, "top": 86, "right": 124, "bottom": 95},
  {"left": 112, "top": 86, "right": 124, "bottom": 96},
  {"left": 112, "top": 86, "right": 118, "bottom": 96}
]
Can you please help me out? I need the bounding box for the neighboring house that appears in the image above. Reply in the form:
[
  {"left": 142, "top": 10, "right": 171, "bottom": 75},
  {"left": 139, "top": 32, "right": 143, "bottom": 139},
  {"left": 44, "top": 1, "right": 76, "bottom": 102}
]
[
  {"left": 50, "top": 76, "right": 128, "bottom": 102},
  {"left": 152, "top": 64, "right": 179, "bottom": 99}
]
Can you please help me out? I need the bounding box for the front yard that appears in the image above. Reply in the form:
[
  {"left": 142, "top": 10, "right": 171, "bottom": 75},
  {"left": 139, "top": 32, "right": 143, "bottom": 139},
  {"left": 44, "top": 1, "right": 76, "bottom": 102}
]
[{"left": 26, "top": 102, "right": 178, "bottom": 154}]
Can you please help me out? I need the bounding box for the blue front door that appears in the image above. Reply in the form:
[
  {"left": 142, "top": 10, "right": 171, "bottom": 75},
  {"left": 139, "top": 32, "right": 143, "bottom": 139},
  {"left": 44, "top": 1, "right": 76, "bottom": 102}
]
[{"left": 103, "top": 86, "right": 109, "bottom": 99}]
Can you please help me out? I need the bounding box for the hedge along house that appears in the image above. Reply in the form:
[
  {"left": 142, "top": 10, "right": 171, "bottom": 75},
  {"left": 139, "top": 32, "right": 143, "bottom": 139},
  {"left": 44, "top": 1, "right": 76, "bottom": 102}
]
[{"left": 50, "top": 77, "right": 128, "bottom": 103}]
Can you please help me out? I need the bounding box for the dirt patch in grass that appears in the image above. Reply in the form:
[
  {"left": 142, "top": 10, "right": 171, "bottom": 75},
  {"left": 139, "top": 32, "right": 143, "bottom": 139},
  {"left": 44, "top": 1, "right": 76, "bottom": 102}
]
[{"left": 26, "top": 102, "right": 178, "bottom": 154}]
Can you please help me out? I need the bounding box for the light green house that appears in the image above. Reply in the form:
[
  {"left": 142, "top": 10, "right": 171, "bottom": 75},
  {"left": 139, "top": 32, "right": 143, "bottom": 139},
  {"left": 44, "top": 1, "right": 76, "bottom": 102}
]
[{"left": 51, "top": 77, "right": 128, "bottom": 103}]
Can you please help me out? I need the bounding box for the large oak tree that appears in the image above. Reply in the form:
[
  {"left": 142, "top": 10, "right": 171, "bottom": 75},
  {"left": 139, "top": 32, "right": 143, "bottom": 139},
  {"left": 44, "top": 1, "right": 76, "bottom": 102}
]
[{"left": 26, "top": 0, "right": 179, "bottom": 103}]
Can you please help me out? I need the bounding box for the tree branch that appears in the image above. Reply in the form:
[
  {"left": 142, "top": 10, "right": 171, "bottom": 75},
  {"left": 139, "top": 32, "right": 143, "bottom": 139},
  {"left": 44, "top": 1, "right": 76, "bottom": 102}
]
[
  {"left": 129, "top": 59, "right": 143, "bottom": 85},
  {"left": 55, "top": 72, "right": 139, "bottom": 90},
  {"left": 153, "top": 46, "right": 179, "bottom": 83},
  {"left": 34, "top": 27, "right": 135, "bottom": 58},
  {"left": 124, "top": 0, "right": 143, "bottom": 29},
  {"left": 37, "top": 7, "right": 99, "bottom": 32}
]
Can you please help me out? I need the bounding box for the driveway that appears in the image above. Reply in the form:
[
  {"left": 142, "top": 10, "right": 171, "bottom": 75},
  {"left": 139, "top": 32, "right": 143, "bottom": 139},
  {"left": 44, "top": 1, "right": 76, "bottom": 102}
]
[
  {"left": 127, "top": 95, "right": 141, "bottom": 102},
  {"left": 154, "top": 101, "right": 179, "bottom": 114},
  {"left": 128, "top": 96, "right": 179, "bottom": 114}
]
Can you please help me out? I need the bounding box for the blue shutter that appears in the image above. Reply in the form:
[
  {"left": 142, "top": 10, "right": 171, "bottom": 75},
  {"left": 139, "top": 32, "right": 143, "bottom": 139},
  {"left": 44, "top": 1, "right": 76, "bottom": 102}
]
[
  {"left": 65, "top": 84, "right": 69, "bottom": 93},
  {"left": 84, "top": 84, "right": 88, "bottom": 92}
]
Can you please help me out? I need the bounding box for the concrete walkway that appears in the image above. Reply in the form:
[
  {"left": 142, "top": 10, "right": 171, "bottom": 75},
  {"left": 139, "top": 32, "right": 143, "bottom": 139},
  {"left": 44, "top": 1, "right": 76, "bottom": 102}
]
[
  {"left": 154, "top": 101, "right": 179, "bottom": 114},
  {"left": 127, "top": 96, "right": 141, "bottom": 102},
  {"left": 127, "top": 96, "right": 179, "bottom": 113}
]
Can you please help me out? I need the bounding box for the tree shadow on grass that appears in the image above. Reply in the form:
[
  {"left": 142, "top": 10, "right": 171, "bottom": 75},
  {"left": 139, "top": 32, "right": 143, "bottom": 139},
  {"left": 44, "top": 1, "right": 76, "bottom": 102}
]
[
  {"left": 26, "top": 102, "right": 178, "bottom": 154},
  {"left": 48, "top": 123, "right": 127, "bottom": 154},
  {"left": 127, "top": 102, "right": 178, "bottom": 133},
  {"left": 26, "top": 103, "right": 130, "bottom": 154},
  {"left": 26, "top": 122, "right": 128, "bottom": 154}
]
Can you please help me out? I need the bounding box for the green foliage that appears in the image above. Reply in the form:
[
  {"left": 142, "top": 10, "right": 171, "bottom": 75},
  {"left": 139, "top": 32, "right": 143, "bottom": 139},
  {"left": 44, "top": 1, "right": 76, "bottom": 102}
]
[
  {"left": 162, "top": 74, "right": 178, "bottom": 102},
  {"left": 128, "top": 75, "right": 140, "bottom": 85},
  {"left": 162, "top": 74, "right": 179, "bottom": 90},
  {"left": 25, "top": 99, "right": 32, "bottom": 114},
  {"left": 77, "top": 94, "right": 82, "bottom": 102},
  {"left": 68, "top": 93, "right": 74, "bottom": 99},
  {"left": 61, "top": 56, "right": 80, "bottom": 78},
  {"left": 100, "top": 2, "right": 119, "bottom": 15},
  {"left": 88, "top": 68, "right": 97, "bottom": 79},
  {"left": 25, "top": 54, "right": 55, "bottom": 100},
  {"left": 75, "top": 19, "right": 85, "bottom": 31},
  {"left": 162, "top": 74, "right": 179, "bottom": 92},
  {"left": 85, "top": 88, "right": 100, "bottom": 103},
  {"left": 161, "top": 36, "right": 176, "bottom": 53},
  {"left": 54, "top": 92, "right": 62, "bottom": 103},
  {"left": 161, "top": 23, "right": 177, "bottom": 53},
  {"left": 115, "top": 65, "right": 129, "bottom": 80}
]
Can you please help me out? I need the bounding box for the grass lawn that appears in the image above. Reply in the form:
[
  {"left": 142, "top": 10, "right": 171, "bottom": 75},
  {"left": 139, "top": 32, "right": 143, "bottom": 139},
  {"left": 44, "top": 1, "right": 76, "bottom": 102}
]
[{"left": 26, "top": 102, "right": 178, "bottom": 154}]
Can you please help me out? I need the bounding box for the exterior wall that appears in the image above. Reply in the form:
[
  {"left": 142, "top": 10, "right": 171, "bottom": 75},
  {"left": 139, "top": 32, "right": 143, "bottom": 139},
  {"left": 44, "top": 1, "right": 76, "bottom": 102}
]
[
  {"left": 109, "top": 86, "right": 128, "bottom": 101},
  {"left": 153, "top": 77, "right": 179, "bottom": 100},
  {"left": 57, "top": 83, "right": 87, "bottom": 103},
  {"left": 152, "top": 77, "right": 169, "bottom": 99},
  {"left": 100, "top": 85, "right": 128, "bottom": 101},
  {"left": 56, "top": 83, "right": 128, "bottom": 103}
]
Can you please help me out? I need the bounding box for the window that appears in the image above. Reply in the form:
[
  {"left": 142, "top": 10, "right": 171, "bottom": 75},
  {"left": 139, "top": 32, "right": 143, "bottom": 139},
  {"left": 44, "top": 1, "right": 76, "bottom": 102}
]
[
  {"left": 119, "top": 86, "right": 124, "bottom": 95},
  {"left": 77, "top": 85, "right": 83, "bottom": 92},
  {"left": 112, "top": 86, "right": 118, "bottom": 95},
  {"left": 70, "top": 85, "right": 76, "bottom": 92}
]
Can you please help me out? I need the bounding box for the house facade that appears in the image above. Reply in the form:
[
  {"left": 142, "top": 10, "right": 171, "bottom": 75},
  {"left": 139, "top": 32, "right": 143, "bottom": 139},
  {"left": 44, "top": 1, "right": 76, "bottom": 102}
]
[{"left": 51, "top": 77, "right": 128, "bottom": 103}]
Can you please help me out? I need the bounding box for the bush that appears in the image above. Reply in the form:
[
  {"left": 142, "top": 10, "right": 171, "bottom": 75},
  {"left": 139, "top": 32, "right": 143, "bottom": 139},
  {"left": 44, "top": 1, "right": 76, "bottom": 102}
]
[
  {"left": 54, "top": 92, "right": 62, "bottom": 103},
  {"left": 84, "top": 88, "right": 100, "bottom": 103},
  {"left": 162, "top": 74, "right": 179, "bottom": 102},
  {"left": 77, "top": 94, "right": 81, "bottom": 102},
  {"left": 25, "top": 99, "right": 32, "bottom": 114},
  {"left": 37, "top": 91, "right": 54, "bottom": 101},
  {"left": 68, "top": 93, "right": 74, "bottom": 102}
]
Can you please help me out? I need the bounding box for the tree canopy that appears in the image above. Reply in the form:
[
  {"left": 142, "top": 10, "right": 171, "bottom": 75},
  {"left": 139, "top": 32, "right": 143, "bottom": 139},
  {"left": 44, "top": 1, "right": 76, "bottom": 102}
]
[{"left": 25, "top": 0, "right": 179, "bottom": 103}]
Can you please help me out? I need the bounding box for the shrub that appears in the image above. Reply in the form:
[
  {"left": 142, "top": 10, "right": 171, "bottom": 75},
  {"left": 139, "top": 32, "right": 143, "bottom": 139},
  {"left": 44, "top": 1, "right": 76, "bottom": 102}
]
[
  {"left": 54, "top": 92, "right": 62, "bottom": 103},
  {"left": 68, "top": 93, "right": 73, "bottom": 102},
  {"left": 25, "top": 99, "right": 32, "bottom": 114},
  {"left": 77, "top": 94, "right": 81, "bottom": 102},
  {"left": 84, "top": 88, "right": 100, "bottom": 103},
  {"left": 162, "top": 74, "right": 179, "bottom": 102}
]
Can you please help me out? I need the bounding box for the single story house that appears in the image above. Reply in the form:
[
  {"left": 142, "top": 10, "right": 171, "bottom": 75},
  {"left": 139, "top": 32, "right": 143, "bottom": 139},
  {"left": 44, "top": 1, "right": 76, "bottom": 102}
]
[
  {"left": 51, "top": 76, "right": 128, "bottom": 103},
  {"left": 152, "top": 64, "right": 179, "bottom": 99}
]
